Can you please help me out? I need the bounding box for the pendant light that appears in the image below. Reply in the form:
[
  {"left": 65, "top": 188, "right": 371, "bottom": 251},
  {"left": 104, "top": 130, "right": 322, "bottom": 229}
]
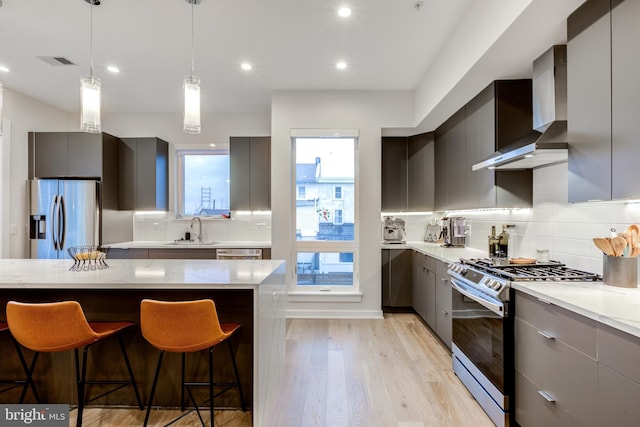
[
  {"left": 183, "top": 0, "right": 201, "bottom": 134},
  {"left": 80, "top": 0, "right": 101, "bottom": 134}
]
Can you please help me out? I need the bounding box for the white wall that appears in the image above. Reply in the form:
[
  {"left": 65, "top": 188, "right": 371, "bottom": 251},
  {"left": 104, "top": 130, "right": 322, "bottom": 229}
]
[
  {"left": 3, "top": 87, "right": 71, "bottom": 258},
  {"left": 271, "top": 90, "right": 414, "bottom": 318}
]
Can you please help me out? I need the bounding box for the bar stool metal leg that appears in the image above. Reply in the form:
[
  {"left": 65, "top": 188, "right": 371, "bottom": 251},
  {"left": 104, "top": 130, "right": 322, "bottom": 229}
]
[
  {"left": 209, "top": 347, "right": 214, "bottom": 427},
  {"left": 180, "top": 353, "right": 186, "bottom": 411},
  {"left": 116, "top": 334, "right": 143, "bottom": 410},
  {"left": 144, "top": 350, "right": 165, "bottom": 427},
  {"left": 228, "top": 339, "right": 246, "bottom": 411},
  {"left": 11, "top": 338, "right": 41, "bottom": 404}
]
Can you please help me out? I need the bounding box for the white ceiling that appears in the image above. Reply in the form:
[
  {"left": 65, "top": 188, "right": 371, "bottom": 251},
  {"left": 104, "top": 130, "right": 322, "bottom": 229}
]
[{"left": 0, "top": 0, "right": 474, "bottom": 115}]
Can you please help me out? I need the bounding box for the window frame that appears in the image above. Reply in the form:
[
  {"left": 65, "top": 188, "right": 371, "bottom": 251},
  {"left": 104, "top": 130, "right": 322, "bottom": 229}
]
[
  {"left": 290, "top": 132, "right": 359, "bottom": 293},
  {"left": 297, "top": 185, "right": 306, "bottom": 200},
  {"left": 334, "top": 208, "right": 343, "bottom": 225},
  {"left": 176, "top": 148, "right": 230, "bottom": 218},
  {"left": 334, "top": 185, "right": 343, "bottom": 200}
]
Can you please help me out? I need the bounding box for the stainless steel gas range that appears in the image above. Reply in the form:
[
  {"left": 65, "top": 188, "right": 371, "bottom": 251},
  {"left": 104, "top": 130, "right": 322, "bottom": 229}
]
[{"left": 447, "top": 258, "right": 600, "bottom": 427}]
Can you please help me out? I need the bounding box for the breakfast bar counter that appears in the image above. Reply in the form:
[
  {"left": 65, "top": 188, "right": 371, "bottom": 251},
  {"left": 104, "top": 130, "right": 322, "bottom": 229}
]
[{"left": 0, "top": 259, "right": 286, "bottom": 426}]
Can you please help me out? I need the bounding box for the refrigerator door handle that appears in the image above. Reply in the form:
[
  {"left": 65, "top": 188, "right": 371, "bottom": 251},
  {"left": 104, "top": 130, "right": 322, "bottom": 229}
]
[
  {"left": 59, "top": 195, "right": 66, "bottom": 250},
  {"left": 51, "top": 195, "right": 59, "bottom": 251}
]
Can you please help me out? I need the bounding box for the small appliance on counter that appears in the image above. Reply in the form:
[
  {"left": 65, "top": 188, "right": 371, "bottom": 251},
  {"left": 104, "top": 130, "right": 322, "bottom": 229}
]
[
  {"left": 383, "top": 216, "right": 406, "bottom": 244},
  {"left": 440, "top": 217, "right": 468, "bottom": 247}
]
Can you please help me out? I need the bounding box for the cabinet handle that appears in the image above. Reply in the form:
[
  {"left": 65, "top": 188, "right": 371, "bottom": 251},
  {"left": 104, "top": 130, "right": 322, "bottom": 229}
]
[
  {"left": 537, "top": 298, "right": 552, "bottom": 305},
  {"left": 537, "top": 390, "right": 556, "bottom": 403},
  {"left": 441, "top": 308, "right": 448, "bottom": 315},
  {"left": 537, "top": 330, "right": 555, "bottom": 340}
]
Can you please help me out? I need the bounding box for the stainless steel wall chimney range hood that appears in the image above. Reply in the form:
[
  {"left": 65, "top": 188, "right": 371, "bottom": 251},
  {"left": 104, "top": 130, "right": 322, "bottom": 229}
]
[{"left": 473, "top": 45, "right": 568, "bottom": 171}]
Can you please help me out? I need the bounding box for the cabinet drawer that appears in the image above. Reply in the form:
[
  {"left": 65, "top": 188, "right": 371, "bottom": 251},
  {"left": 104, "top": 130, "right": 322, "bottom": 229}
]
[
  {"left": 598, "top": 363, "right": 640, "bottom": 426},
  {"left": 516, "top": 291, "right": 596, "bottom": 357},
  {"left": 435, "top": 301, "right": 451, "bottom": 349},
  {"left": 597, "top": 323, "right": 640, "bottom": 383},
  {"left": 423, "top": 255, "right": 436, "bottom": 271},
  {"left": 435, "top": 274, "right": 451, "bottom": 311},
  {"left": 515, "top": 371, "right": 586, "bottom": 427},
  {"left": 515, "top": 318, "right": 597, "bottom": 425}
]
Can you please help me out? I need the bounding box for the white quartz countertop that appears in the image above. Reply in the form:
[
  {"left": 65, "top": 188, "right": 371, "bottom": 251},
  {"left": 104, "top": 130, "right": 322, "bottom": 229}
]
[
  {"left": 381, "top": 241, "right": 487, "bottom": 264},
  {"left": 0, "top": 259, "right": 284, "bottom": 290},
  {"left": 513, "top": 281, "right": 640, "bottom": 339},
  {"left": 108, "top": 240, "right": 271, "bottom": 249}
]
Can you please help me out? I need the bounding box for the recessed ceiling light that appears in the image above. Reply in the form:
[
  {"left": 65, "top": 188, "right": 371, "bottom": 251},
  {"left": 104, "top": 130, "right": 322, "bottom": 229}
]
[
  {"left": 338, "top": 7, "right": 351, "bottom": 17},
  {"left": 209, "top": 143, "right": 216, "bottom": 148},
  {"left": 241, "top": 63, "right": 252, "bottom": 71},
  {"left": 336, "top": 61, "right": 347, "bottom": 70},
  {"left": 107, "top": 65, "right": 120, "bottom": 73},
  {"left": 0, "top": 65, "right": 10, "bottom": 73}
]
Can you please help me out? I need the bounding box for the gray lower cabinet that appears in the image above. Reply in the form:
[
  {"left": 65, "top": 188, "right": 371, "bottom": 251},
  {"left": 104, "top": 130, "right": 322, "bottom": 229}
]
[
  {"left": 107, "top": 248, "right": 149, "bottom": 259},
  {"left": 148, "top": 248, "right": 215, "bottom": 259},
  {"left": 382, "top": 249, "right": 412, "bottom": 308},
  {"left": 230, "top": 136, "right": 271, "bottom": 210},
  {"left": 411, "top": 251, "right": 436, "bottom": 328},
  {"left": 434, "top": 260, "right": 451, "bottom": 348},
  {"left": 515, "top": 291, "right": 640, "bottom": 427},
  {"left": 119, "top": 137, "right": 169, "bottom": 211}
]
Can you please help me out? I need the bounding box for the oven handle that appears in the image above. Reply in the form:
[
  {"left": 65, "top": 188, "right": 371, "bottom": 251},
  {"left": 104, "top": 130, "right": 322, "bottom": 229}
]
[{"left": 450, "top": 278, "right": 505, "bottom": 317}]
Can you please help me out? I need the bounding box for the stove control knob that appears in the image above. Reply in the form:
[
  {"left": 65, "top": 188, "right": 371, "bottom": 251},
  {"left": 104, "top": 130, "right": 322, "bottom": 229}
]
[{"left": 492, "top": 281, "right": 503, "bottom": 290}]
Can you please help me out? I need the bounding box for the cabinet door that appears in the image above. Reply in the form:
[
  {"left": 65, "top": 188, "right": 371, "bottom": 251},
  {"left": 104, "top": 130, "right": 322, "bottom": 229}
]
[
  {"left": 466, "top": 85, "right": 496, "bottom": 208},
  {"left": 230, "top": 137, "right": 252, "bottom": 210},
  {"left": 435, "top": 260, "right": 452, "bottom": 348},
  {"left": 598, "top": 363, "right": 640, "bottom": 426},
  {"left": 136, "top": 138, "right": 159, "bottom": 210},
  {"left": 411, "top": 252, "right": 427, "bottom": 321},
  {"left": 33, "top": 132, "right": 68, "bottom": 178},
  {"left": 446, "top": 108, "right": 466, "bottom": 210},
  {"left": 382, "top": 249, "right": 412, "bottom": 307},
  {"left": 148, "top": 248, "right": 215, "bottom": 259},
  {"left": 407, "top": 133, "right": 434, "bottom": 211},
  {"left": 611, "top": 0, "right": 640, "bottom": 199},
  {"left": 434, "top": 126, "right": 448, "bottom": 211},
  {"left": 118, "top": 138, "right": 136, "bottom": 210},
  {"left": 567, "top": 0, "right": 612, "bottom": 202},
  {"left": 67, "top": 132, "right": 102, "bottom": 177},
  {"left": 381, "top": 137, "right": 408, "bottom": 211},
  {"left": 425, "top": 266, "right": 436, "bottom": 330},
  {"left": 250, "top": 137, "right": 271, "bottom": 209},
  {"left": 107, "top": 248, "right": 149, "bottom": 259}
]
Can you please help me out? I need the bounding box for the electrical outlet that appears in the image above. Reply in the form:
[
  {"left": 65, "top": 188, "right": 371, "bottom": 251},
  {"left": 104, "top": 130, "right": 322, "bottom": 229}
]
[
  {"left": 257, "top": 222, "right": 266, "bottom": 231},
  {"left": 152, "top": 222, "right": 159, "bottom": 231}
]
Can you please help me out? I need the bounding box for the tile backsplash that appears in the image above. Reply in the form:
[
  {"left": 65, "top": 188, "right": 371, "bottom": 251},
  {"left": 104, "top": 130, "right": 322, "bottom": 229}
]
[
  {"left": 133, "top": 211, "right": 271, "bottom": 243},
  {"left": 391, "top": 163, "right": 640, "bottom": 275}
]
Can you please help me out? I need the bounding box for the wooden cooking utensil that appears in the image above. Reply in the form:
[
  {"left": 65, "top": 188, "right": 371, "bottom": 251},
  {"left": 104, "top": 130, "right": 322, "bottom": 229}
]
[
  {"left": 593, "top": 237, "right": 615, "bottom": 256},
  {"left": 611, "top": 236, "right": 627, "bottom": 257},
  {"left": 626, "top": 225, "right": 640, "bottom": 256}
]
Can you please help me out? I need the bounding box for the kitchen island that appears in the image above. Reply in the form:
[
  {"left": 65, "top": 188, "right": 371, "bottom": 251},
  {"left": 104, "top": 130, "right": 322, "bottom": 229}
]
[{"left": 0, "top": 259, "right": 286, "bottom": 427}]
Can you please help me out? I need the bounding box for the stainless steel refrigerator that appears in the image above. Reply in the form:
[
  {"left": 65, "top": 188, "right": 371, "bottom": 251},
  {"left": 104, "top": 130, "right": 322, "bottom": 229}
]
[{"left": 29, "top": 179, "right": 100, "bottom": 259}]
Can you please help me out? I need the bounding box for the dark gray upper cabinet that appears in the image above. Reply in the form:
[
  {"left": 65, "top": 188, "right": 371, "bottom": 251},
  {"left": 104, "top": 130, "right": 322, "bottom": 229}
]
[
  {"left": 119, "top": 137, "right": 169, "bottom": 211},
  {"left": 29, "top": 132, "right": 105, "bottom": 179},
  {"left": 446, "top": 108, "right": 466, "bottom": 210},
  {"left": 434, "top": 125, "right": 448, "bottom": 211},
  {"left": 381, "top": 137, "right": 408, "bottom": 211},
  {"left": 230, "top": 136, "right": 271, "bottom": 210},
  {"left": 568, "top": 0, "right": 613, "bottom": 202},
  {"left": 568, "top": 0, "right": 640, "bottom": 202},
  {"left": 381, "top": 133, "right": 434, "bottom": 212},
  {"left": 611, "top": 0, "right": 640, "bottom": 200}
]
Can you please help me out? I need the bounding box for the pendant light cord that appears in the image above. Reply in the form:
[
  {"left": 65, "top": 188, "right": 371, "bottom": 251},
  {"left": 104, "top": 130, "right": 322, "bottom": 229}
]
[
  {"left": 190, "top": 1, "right": 195, "bottom": 78},
  {"left": 89, "top": 2, "right": 94, "bottom": 78}
]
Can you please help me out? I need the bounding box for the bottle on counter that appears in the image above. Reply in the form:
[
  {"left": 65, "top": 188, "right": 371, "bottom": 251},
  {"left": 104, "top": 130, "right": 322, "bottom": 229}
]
[
  {"left": 489, "top": 226, "right": 500, "bottom": 258},
  {"left": 498, "top": 225, "right": 510, "bottom": 258}
]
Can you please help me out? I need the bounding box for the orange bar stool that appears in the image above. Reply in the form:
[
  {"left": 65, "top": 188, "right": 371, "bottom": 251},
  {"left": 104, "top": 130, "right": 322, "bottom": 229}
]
[
  {"left": 140, "top": 299, "right": 245, "bottom": 427},
  {"left": 0, "top": 321, "right": 40, "bottom": 402},
  {"left": 6, "top": 301, "right": 143, "bottom": 427}
]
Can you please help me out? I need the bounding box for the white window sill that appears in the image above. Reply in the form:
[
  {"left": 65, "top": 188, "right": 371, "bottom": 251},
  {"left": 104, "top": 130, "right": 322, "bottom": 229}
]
[{"left": 287, "top": 291, "right": 363, "bottom": 303}]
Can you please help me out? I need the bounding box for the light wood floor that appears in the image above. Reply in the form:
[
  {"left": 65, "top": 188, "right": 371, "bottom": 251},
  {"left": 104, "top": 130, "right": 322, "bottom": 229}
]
[{"left": 71, "top": 314, "right": 493, "bottom": 426}]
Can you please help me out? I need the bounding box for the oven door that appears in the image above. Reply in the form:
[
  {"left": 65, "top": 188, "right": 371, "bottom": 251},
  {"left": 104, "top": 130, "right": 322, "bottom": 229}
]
[{"left": 451, "top": 279, "right": 511, "bottom": 397}]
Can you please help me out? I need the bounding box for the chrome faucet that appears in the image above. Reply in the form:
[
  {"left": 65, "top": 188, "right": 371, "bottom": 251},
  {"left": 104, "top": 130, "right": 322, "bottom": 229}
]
[{"left": 190, "top": 216, "right": 202, "bottom": 242}]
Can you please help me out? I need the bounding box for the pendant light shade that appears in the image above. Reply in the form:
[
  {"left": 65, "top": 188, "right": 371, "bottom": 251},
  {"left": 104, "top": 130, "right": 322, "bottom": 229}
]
[
  {"left": 81, "top": 0, "right": 101, "bottom": 134},
  {"left": 0, "top": 82, "right": 4, "bottom": 137},
  {"left": 183, "top": 0, "right": 201, "bottom": 134},
  {"left": 80, "top": 76, "right": 101, "bottom": 133},
  {"left": 183, "top": 76, "right": 201, "bottom": 134}
]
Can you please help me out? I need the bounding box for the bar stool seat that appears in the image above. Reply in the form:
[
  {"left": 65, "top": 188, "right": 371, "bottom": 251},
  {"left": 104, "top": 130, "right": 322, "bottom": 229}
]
[
  {"left": 140, "top": 298, "right": 245, "bottom": 427},
  {"left": 6, "top": 301, "right": 143, "bottom": 427},
  {"left": 0, "top": 321, "right": 40, "bottom": 402}
]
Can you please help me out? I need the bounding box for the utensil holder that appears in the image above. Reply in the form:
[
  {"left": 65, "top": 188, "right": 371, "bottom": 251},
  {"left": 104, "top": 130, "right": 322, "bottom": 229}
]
[{"left": 603, "top": 255, "right": 638, "bottom": 288}]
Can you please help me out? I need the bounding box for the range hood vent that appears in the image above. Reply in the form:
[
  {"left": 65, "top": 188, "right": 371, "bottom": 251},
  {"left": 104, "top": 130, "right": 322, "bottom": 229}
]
[{"left": 473, "top": 45, "right": 568, "bottom": 171}]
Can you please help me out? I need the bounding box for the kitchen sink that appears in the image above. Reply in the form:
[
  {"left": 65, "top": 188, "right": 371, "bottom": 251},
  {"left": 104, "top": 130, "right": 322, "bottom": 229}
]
[{"left": 166, "top": 240, "right": 218, "bottom": 246}]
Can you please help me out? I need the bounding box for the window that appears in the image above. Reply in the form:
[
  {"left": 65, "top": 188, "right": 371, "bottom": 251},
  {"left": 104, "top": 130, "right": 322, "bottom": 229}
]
[
  {"left": 292, "top": 135, "right": 357, "bottom": 290},
  {"left": 298, "top": 185, "right": 306, "bottom": 200},
  {"left": 334, "top": 186, "right": 343, "bottom": 199},
  {"left": 177, "top": 150, "right": 230, "bottom": 217},
  {"left": 334, "top": 209, "right": 343, "bottom": 225}
]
